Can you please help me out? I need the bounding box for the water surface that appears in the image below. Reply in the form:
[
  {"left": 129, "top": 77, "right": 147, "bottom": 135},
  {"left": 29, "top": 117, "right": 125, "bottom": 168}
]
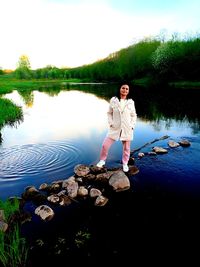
[{"left": 0, "top": 84, "right": 200, "bottom": 199}]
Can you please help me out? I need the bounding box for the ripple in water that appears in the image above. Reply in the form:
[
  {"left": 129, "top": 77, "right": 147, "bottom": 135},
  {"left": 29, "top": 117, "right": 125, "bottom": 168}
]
[{"left": 0, "top": 140, "right": 85, "bottom": 198}]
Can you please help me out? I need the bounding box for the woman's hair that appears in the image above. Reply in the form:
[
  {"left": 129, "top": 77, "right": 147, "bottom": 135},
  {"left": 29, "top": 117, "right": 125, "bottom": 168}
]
[{"left": 115, "top": 83, "right": 131, "bottom": 99}]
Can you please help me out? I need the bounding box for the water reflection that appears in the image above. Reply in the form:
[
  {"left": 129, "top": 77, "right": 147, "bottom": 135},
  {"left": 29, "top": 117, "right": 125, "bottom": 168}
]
[
  {"left": 3, "top": 90, "right": 108, "bottom": 146},
  {"left": 18, "top": 90, "right": 34, "bottom": 107},
  {"left": 0, "top": 84, "right": 200, "bottom": 200}
]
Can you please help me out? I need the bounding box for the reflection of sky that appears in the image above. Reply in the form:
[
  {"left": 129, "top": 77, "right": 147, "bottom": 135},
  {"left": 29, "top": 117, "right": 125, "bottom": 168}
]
[
  {"left": 2, "top": 90, "right": 109, "bottom": 147},
  {"left": 2, "top": 90, "right": 199, "bottom": 149}
]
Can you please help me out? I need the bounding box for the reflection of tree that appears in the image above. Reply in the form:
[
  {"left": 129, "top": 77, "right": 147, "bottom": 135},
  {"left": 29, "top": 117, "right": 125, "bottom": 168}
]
[
  {"left": 151, "top": 120, "right": 162, "bottom": 132},
  {"left": 15, "top": 83, "right": 200, "bottom": 133},
  {"left": 133, "top": 86, "right": 200, "bottom": 129},
  {"left": 39, "top": 86, "right": 61, "bottom": 97},
  {"left": 18, "top": 90, "right": 34, "bottom": 107},
  {"left": 0, "top": 131, "right": 2, "bottom": 143}
]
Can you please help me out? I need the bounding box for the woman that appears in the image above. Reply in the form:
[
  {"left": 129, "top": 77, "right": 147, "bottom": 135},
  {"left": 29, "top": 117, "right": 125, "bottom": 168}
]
[{"left": 97, "top": 84, "right": 137, "bottom": 172}]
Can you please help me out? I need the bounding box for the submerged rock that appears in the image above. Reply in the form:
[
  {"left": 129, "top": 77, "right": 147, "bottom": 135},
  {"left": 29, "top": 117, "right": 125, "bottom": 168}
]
[
  {"left": 129, "top": 166, "right": 139, "bottom": 175},
  {"left": 179, "top": 139, "right": 191, "bottom": 147},
  {"left": 168, "top": 140, "right": 180, "bottom": 148},
  {"left": 152, "top": 146, "right": 168, "bottom": 154}
]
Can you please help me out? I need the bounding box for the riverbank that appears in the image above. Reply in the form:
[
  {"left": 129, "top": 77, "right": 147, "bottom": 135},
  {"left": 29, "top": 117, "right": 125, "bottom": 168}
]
[{"left": 0, "top": 75, "right": 85, "bottom": 94}]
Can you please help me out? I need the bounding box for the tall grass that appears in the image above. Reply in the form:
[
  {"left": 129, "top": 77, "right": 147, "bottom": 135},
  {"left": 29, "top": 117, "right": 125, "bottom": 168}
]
[
  {"left": 0, "top": 98, "right": 23, "bottom": 128},
  {"left": 0, "top": 198, "right": 20, "bottom": 221},
  {"left": 0, "top": 198, "right": 28, "bottom": 267},
  {"left": 0, "top": 225, "right": 28, "bottom": 267}
]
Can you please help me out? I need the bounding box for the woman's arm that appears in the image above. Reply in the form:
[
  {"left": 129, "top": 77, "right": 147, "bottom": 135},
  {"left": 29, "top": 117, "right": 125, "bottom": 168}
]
[
  {"left": 130, "top": 101, "right": 137, "bottom": 129},
  {"left": 107, "top": 98, "right": 114, "bottom": 126}
]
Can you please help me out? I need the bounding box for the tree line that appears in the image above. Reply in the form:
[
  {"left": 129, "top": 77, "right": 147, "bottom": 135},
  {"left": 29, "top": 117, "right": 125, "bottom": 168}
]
[{"left": 2, "top": 35, "right": 200, "bottom": 86}]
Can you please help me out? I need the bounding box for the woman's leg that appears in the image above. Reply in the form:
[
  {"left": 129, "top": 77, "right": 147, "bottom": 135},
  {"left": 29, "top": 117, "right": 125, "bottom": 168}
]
[
  {"left": 122, "top": 140, "right": 131, "bottom": 164},
  {"left": 99, "top": 136, "right": 115, "bottom": 161}
]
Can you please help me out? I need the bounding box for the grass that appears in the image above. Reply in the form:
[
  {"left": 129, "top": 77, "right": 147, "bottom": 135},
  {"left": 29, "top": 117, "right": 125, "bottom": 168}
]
[
  {"left": 0, "top": 198, "right": 28, "bottom": 267},
  {"left": 0, "top": 75, "right": 84, "bottom": 94},
  {"left": 0, "top": 225, "right": 28, "bottom": 267},
  {"left": 0, "top": 198, "right": 20, "bottom": 221},
  {"left": 0, "top": 98, "right": 23, "bottom": 128}
]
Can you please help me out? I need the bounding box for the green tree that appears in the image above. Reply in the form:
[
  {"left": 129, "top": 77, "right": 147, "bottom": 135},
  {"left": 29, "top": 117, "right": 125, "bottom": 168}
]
[
  {"left": 0, "top": 67, "right": 3, "bottom": 75},
  {"left": 15, "top": 55, "right": 32, "bottom": 79}
]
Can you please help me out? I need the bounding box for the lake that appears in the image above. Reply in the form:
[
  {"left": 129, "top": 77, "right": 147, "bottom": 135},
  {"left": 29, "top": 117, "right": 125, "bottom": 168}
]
[
  {"left": 1, "top": 83, "right": 200, "bottom": 265},
  {"left": 0, "top": 83, "right": 200, "bottom": 200}
]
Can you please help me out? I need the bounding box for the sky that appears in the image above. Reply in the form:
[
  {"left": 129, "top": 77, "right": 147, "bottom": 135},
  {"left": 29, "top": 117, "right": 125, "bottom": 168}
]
[{"left": 0, "top": 0, "right": 200, "bottom": 70}]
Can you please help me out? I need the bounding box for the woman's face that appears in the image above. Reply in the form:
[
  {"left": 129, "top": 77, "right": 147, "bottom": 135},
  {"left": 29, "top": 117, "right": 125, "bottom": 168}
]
[{"left": 120, "top": 84, "right": 129, "bottom": 98}]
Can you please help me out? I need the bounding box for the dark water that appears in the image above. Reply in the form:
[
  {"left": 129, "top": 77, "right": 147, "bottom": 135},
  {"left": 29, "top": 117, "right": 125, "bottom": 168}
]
[{"left": 1, "top": 83, "right": 200, "bottom": 265}]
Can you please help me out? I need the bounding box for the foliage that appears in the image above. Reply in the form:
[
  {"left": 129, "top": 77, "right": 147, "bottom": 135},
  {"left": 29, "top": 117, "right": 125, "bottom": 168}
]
[
  {"left": 74, "top": 230, "right": 91, "bottom": 249},
  {"left": 152, "top": 38, "right": 200, "bottom": 81},
  {"left": 2, "top": 34, "right": 200, "bottom": 85}
]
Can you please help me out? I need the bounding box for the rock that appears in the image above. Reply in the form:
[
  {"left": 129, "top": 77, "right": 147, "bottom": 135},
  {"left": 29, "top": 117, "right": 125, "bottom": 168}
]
[
  {"left": 22, "top": 187, "right": 46, "bottom": 203},
  {"left": 148, "top": 152, "right": 157, "bottom": 156},
  {"left": 129, "top": 166, "right": 139, "bottom": 175},
  {"left": 95, "top": 195, "right": 109, "bottom": 206},
  {"left": 168, "top": 140, "right": 180, "bottom": 148},
  {"left": 138, "top": 152, "right": 145, "bottom": 158},
  {"left": 84, "top": 173, "right": 96, "bottom": 180},
  {"left": 89, "top": 188, "right": 102, "bottom": 198},
  {"left": 96, "top": 171, "right": 115, "bottom": 181},
  {"left": 39, "top": 183, "right": 49, "bottom": 190},
  {"left": 74, "top": 164, "right": 90, "bottom": 176},
  {"left": 62, "top": 176, "right": 75, "bottom": 189},
  {"left": 0, "top": 210, "right": 6, "bottom": 221},
  {"left": 47, "top": 194, "right": 60, "bottom": 204},
  {"left": 0, "top": 221, "right": 8, "bottom": 232},
  {"left": 62, "top": 177, "right": 78, "bottom": 197},
  {"left": 77, "top": 186, "right": 88, "bottom": 197},
  {"left": 57, "top": 190, "right": 67, "bottom": 196},
  {"left": 76, "top": 177, "right": 83, "bottom": 183},
  {"left": 59, "top": 195, "right": 72, "bottom": 206},
  {"left": 25, "top": 186, "right": 39, "bottom": 193},
  {"left": 128, "top": 157, "right": 135, "bottom": 165},
  {"left": 109, "top": 171, "right": 130, "bottom": 192},
  {"left": 49, "top": 183, "right": 61, "bottom": 193},
  {"left": 66, "top": 181, "right": 78, "bottom": 198},
  {"left": 35, "top": 205, "right": 54, "bottom": 221},
  {"left": 179, "top": 139, "right": 191, "bottom": 147},
  {"left": 90, "top": 165, "right": 106, "bottom": 174},
  {"left": 152, "top": 146, "right": 168, "bottom": 154},
  {"left": 51, "top": 180, "right": 64, "bottom": 185}
]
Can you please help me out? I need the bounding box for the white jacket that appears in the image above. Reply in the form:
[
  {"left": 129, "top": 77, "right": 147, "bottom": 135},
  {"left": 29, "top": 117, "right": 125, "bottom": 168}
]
[{"left": 107, "top": 97, "right": 137, "bottom": 141}]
